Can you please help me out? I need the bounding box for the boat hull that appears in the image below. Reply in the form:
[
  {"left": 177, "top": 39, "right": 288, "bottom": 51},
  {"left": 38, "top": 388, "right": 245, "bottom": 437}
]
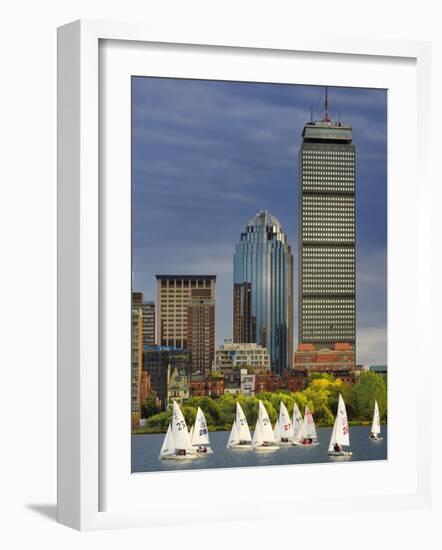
[
  {"left": 227, "top": 443, "right": 253, "bottom": 450},
  {"left": 328, "top": 450, "right": 353, "bottom": 456},
  {"left": 370, "top": 436, "right": 383, "bottom": 441},
  {"left": 159, "top": 452, "right": 198, "bottom": 461},
  {"left": 195, "top": 446, "right": 213, "bottom": 455},
  {"left": 292, "top": 441, "right": 319, "bottom": 447},
  {"left": 253, "top": 445, "right": 280, "bottom": 452}
]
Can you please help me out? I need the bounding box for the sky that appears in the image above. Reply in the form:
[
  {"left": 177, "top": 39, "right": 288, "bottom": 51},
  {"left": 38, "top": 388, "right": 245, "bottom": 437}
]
[{"left": 132, "top": 77, "right": 387, "bottom": 366}]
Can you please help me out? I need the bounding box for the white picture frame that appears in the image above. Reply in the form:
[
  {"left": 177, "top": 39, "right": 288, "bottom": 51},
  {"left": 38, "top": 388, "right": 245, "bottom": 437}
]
[{"left": 57, "top": 19, "right": 432, "bottom": 531}]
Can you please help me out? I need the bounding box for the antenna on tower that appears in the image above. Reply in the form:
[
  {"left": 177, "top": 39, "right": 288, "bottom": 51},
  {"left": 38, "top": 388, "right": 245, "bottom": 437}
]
[
  {"left": 310, "top": 106, "right": 313, "bottom": 123},
  {"left": 323, "top": 86, "right": 330, "bottom": 122}
]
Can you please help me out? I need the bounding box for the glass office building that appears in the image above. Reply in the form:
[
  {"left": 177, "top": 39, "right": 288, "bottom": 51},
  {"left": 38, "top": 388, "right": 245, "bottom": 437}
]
[
  {"left": 298, "top": 107, "right": 356, "bottom": 350},
  {"left": 233, "top": 210, "right": 293, "bottom": 374}
]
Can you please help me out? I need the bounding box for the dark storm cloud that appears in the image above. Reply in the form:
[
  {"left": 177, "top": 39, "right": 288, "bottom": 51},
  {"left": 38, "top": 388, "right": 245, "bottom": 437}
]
[{"left": 132, "top": 77, "right": 387, "bottom": 364}]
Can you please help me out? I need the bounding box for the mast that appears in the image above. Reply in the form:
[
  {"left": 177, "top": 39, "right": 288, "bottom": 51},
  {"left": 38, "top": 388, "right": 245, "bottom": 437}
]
[{"left": 323, "top": 86, "right": 330, "bottom": 122}]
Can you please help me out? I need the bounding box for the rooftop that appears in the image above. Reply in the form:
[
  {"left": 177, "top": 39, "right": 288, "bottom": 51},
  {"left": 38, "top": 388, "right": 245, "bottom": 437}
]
[{"left": 156, "top": 274, "right": 216, "bottom": 281}]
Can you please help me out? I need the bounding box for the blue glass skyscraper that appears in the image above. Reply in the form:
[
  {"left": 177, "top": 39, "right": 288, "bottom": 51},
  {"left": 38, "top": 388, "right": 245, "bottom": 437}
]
[{"left": 233, "top": 211, "right": 294, "bottom": 374}]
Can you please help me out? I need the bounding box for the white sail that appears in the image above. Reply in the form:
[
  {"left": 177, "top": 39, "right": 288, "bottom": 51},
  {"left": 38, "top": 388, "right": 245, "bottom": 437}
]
[
  {"left": 328, "top": 416, "right": 339, "bottom": 453},
  {"left": 252, "top": 419, "right": 263, "bottom": 448},
  {"left": 171, "top": 400, "right": 192, "bottom": 450},
  {"left": 191, "top": 407, "right": 210, "bottom": 446},
  {"left": 189, "top": 424, "right": 194, "bottom": 441},
  {"left": 328, "top": 394, "right": 350, "bottom": 451},
  {"left": 292, "top": 402, "right": 303, "bottom": 442},
  {"left": 273, "top": 419, "right": 280, "bottom": 441},
  {"left": 303, "top": 406, "right": 318, "bottom": 440},
  {"left": 258, "top": 400, "right": 275, "bottom": 442},
  {"left": 371, "top": 400, "right": 381, "bottom": 436},
  {"left": 278, "top": 402, "right": 293, "bottom": 439},
  {"left": 160, "top": 423, "right": 175, "bottom": 456},
  {"left": 236, "top": 402, "right": 252, "bottom": 442},
  {"left": 227, "top": 420, "right": 239, "bottom": 447}
]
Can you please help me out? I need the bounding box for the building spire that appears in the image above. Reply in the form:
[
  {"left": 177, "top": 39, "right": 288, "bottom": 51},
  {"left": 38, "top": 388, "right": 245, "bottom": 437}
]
[{"left": 323, "top": 86, "right": 330, "bottom": 123}]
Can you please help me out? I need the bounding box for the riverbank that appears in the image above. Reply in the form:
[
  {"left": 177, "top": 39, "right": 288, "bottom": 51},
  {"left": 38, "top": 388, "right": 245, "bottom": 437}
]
[{"left": 132, "top": 418, "right": 383, "bottom": 435}]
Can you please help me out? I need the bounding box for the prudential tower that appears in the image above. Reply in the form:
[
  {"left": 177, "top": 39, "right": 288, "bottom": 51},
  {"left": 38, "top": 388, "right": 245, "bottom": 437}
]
[{"left": 233, "top": 210, "right": 294, "bottom": 374}]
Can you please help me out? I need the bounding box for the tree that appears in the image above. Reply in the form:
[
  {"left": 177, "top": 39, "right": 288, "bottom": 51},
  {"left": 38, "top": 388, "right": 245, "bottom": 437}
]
[
  {"left": 141, "top": 393, "right": 159, "bottom": 419},
  {"left": 350, "top": 371, "right": 387, "bottom": 421},
  {"left": 145, "top": 411, "right": 171, "bottom": 431}
]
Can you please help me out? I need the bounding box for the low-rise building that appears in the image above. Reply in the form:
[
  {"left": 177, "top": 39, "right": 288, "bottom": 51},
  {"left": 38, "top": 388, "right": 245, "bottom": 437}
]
[
  {"left": 254, "top": 372, "right": 286, "bottom": 393},
  {"left": 292, "top": 342, "right": 355, "bottom": 387},
  {"left": 215, "top": 340, "right": 270, "bottom": 372},
  {"left": 166, "top": 365, "right": 190, "bottom": 409},
  {"left": 240, "top": 369, "right": 255, "bottom": 396},
  {"left": 189, "top": 372, "right": 224, "bottom": 398},
  {"left": 142, "top": 346, "right": 191, "bottom": 410}
]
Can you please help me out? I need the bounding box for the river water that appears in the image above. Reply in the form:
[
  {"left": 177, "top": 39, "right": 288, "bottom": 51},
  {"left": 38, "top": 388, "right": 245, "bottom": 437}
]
[{"left": 132, "top": 425, "right": 387, "bottom": 473}]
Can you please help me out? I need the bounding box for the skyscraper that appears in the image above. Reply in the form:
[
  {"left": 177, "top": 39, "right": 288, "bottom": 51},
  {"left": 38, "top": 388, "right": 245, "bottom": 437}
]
[
  {"left": 156, "top": 274, "right": 216, "bottom": 351},
  {"left": 233, "top": 211, "right": 293, "bottom": 374},
  {"left": 187, "top": 288, "right": 215, "bottom": 374},
  {"left": 298, "top": 89, "right": 356, "bottom": 350},
  {"left": 132, "top": 291, "right": 156, "bottom": 347}
]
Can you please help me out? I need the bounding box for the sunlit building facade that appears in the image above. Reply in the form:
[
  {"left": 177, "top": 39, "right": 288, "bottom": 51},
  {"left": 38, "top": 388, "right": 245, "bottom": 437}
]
[{"left": 233, "top": 211, "right": 294, "bottom": 374}]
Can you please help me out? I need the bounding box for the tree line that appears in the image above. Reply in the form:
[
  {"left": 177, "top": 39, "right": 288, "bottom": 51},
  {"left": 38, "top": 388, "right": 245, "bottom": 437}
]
[{"left": 135, "top": 371, "right": 387, "bottom": 434}]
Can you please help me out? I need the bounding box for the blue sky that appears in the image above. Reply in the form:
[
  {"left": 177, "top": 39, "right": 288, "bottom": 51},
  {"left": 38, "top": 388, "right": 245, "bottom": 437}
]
[{"left": 132, "top": 77, "right": 387, "bottom": 365}]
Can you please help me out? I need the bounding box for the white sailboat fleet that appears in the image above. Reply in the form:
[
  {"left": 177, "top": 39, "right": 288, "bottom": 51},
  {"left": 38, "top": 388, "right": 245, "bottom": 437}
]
[
  {"left": 328, "top": 393, "right": 353, "bottom": 456},
  {"left": 160, "top": 394, "right": 380, "bottom": 460},
  {"left": 227, "top": 402, "right": 253, "bottom": 449},
  {"left": 369, "top": 400, "right": 383, "bottom": 440}
]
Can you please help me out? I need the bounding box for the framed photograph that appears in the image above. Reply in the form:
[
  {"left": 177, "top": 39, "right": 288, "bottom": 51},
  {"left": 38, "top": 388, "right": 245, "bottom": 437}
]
[{"left": 57, "top": 20, "right": 432, "bottom": 530}]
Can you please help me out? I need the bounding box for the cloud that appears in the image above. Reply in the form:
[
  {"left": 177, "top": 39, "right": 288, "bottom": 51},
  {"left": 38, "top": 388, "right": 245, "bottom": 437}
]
[
  {"left": 356, "top": 326, "right": 387, "bottom": 365},
  {"left": 132, "top": 77, "right": 388, "bottom": 364}
]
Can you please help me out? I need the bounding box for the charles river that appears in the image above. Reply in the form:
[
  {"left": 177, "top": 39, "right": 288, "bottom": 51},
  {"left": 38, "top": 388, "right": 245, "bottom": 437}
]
[{"left": 132, "top": 425, "right": 387, "bottom": 473}]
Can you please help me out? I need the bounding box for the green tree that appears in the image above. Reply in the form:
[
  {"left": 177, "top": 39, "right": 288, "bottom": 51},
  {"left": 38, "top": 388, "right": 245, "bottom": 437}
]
[
  {"left": 350, "top": 371, "right": 387, "bottom": 421},
  {"left": 145, "top": 411, "right": 171, "bottom": 431},
  {"left": 141, "top": 393, "right": 160, "bottom": 419}
]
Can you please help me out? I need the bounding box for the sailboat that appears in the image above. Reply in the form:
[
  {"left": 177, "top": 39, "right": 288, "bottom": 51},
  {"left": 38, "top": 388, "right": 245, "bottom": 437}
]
[
  {"left": 291, "top": 402, "right": 303, "bottom": 445},
  {"left": 273, "top": 418, "right": 280, "bottom": 441},
  {"left": 369, "top": 400, "right": 383, "bottom": 440},
  {"left": 274, "top": 402, "right": 294, "bottom": 444},
  {"left": 292, "top": 405, "right": 319, "bottom": 446},
  {"left": 252, "top": 401, "right": 279, "bottom": 452},
  {"left": 328, "top": 393, "right": 353, "bottom": 456},
  {"left": 191, "top": 406, "right": 213, "bottom": 454},
  {"left": 159, "top": 400, "right": 197, "bottom": 460},
  {"left": 227, "top": 402, "right": 253, "bottom": 450}
]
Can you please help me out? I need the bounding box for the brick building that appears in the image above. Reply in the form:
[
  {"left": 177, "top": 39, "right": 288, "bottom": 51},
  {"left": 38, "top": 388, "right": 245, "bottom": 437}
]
[
  {"left": 292, "top": 342, "right": 355, "bottom": 386},
  {"left": 189, "top": 372, "right": 224, "bottom": 398}
]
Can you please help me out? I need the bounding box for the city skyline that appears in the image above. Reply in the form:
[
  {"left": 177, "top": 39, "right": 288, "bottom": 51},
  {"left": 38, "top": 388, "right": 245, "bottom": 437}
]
[{"left": 132, "top": 77, "right": 387, "bottom": 365}]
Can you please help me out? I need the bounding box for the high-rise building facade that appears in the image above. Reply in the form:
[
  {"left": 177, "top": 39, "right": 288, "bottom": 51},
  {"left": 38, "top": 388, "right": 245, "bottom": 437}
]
[
  {"left": 187, "top": 288, "right": 215, "bottom": 374},
  {"left": 233, "top": 211, "right": 294, "bottom": 374},
  {"left": 156, "top": 275, "right": 216, "bottom": 350},
  {"left": 298, "top": 95, "right": 356, "bottom": 350},
  {"left": 132, "top": 291, "right": 156, "bottom": 347},
  {"left": 131, "top": 307, "right": 143, "bottom": 427}
]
